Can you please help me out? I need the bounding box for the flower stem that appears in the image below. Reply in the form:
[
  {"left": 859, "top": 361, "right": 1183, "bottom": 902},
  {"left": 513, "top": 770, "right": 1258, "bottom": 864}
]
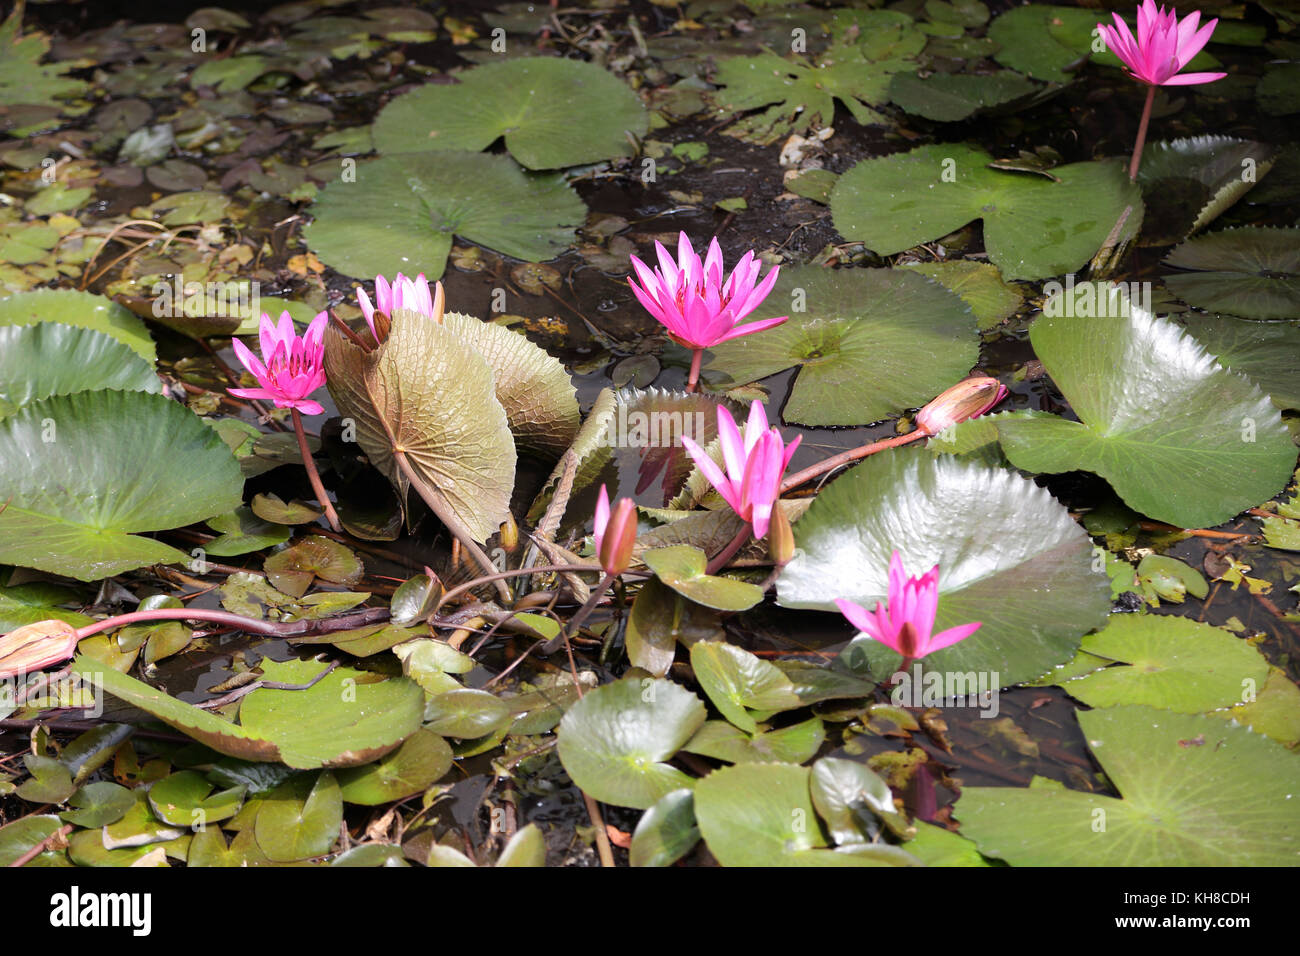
[
  {"left": 685, "top": 348, "right": 703, "bottom": 393},
  {"left": 74, "top": 606, "right": 391, "bottom": 641},
  {"left": 780, "top": 430, "right": 926, "bottom": 494},
  {"left": 1128, "top": 85, "right": 1156, "bottom": 182},
  {"left": 292, "top": 409, "right": 341, "bottom": 532},
  {"left": 435, "top": 563, "right": 606, "bottom": 612},
  {"left": 706, "top": 525, "right": 753, "bottom": 575}
]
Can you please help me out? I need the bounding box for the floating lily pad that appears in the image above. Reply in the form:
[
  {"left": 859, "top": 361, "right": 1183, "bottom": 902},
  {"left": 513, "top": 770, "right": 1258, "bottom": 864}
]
[
  {"left": 1136, "top": 137, "right": 1276, "bottom": 244},
  {"left": 689, "top": 641, "right": 802, "bottom": 732},
  {"left": 0, "top": 390, "right": 242, "bottom": 581},
  {"left": 255, "top": 771, "right": 342, "bottom": 862},
  {"left": 423, "top": 688, "right": 512, "bottom": 740},
  {"left": 897, "top": 260, "right": 1023, "bottom": 330},
  {"left": 323, "top": 309, "right": 516, "bottom": 544},
  {"left": 993, "top": 295, "right": 1296, "bottom": 528},
  {"left": 1258, "top": 62, "right": 1300, "bottom": 116},
  {"left": 0, "top": 583, "right": 90, "bottom": 632},
  {"left": 205, "top": 507, "right": 291, "bottom": 557},
  {"left": 264, "top": 536, "right": 364, "bottom": 598},
  {"left": 693, "top": 762, "right": 920, "bottom": 866},
  {"left": 642, "top": 546, "right": 765, "bottom": 612},
  {"left": 443, "top": 311, "right": 579, "bottom": 458},
  {"left": 711, "top": 14, "right": 923, "bottom": 144},
  {"left": 957, "top": 705, "right": 1300, "bottom": 865},
  {"left": 830, "top": 144, "right": 1142, "bottom": 281},
  {"left": 75, "top": 657, "right": 425, "bottom": 769},
  {"left": 304, "top": 151, "right": 585, "bottom": 280},
  {"left": 373, "top": 58, "right": 647, "bottom": 169},
  {"left": 1163, "top": 227, "right": 1300, "bottom": 320},
  {"left": 1057, "top": 615, "right": 1270, "bottom": 713},
  {"left": 250, "top": 492, "right": 322, "bottom": 525},
  {"left": 59, "top": 782, "right": 135, "bottom": 829},
  {"left": 0, "top": 10, "right": 86, "bottom": 109},
  {"left": 148, "top": 771, "right": 246, "bottom": 827},
  {"left": 810, "top": 756, "right": 907, "bottom": 843},
  {"left": 778, "top": 448, "right": 1111, "bottom": 687},
  {"left": 682, "top": 717, "right": 825, "bottom": 765},
  {"left": 1180, "top": 315, "right": 1300, "bottom": 410},
  {"left": 335, "top": 729, "right": 453, "bottom": 804},
  {"left": 556, "top": 677, "right": 706, "bottom": 809},
  {"left": 0, "top": 289, "right": 155, "bottom": 362},
  {"left": 889, "top": 70, "right": 1042, "bottom": 122},
  {"left": 705, "top": 266, "right": 978, "bottom": 425},
  {"left": 625, "top": 577, "right": 723, "bottom": 677},
  {"left": 630, "top": 789, "right": 699, "bottom": 868}
]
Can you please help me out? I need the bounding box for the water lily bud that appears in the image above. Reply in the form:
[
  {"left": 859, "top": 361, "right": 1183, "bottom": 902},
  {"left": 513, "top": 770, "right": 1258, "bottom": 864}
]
[
  {"left": 499, "top": 514, "right": 519, "bottom": 552},
  {"left": 594, "top": 485, "right": 637, "bottom": 577},
  {"left": 0, "top": 620, "right": 80, "bottom": 680},
  {"left": 768, "top": 504, "right": 795, "bottom": 567},
  {"left": 915, "top": 377, "right": 1008, "bottom": 437}
]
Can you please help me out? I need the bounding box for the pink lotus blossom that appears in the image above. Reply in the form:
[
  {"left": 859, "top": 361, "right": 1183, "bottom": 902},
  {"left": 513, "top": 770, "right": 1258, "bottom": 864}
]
[
  {"left": 835, "top": 552, "right": 981, "bottom": 660},
  {"left": 229, "top": 310, "right": 329, "bottom": 415},
  {"left": 1098, "top": 2, "right": 1227, "bottom": 87},
  {"left": 681, "top": 400, "right": 800, "bottom": 539},
  {"left": 628, "top": 232, "right": 787, "bottom": 351},
  {"left": 357, "top": 272, "right": 441, "bottom": 342},
  {"left": 594, "top": 485, "right": 637, "bottom": 576}
]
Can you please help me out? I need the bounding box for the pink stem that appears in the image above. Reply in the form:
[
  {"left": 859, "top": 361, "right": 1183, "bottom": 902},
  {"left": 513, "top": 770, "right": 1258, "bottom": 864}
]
[
  {"left": 780, "top": 430, "right": 926, "bottom": 494},
  {"left": 706, "top": 524, "right": 753, "bottom": 575},
  {"left": 685, "top": 348, "right": 703, "bottom": 393},
  {"left": 1128, "top": 85, "right": 1156, "bottom": 182},
  {"left": 292, "top": 408, "right": 341, "bottom": 532}
]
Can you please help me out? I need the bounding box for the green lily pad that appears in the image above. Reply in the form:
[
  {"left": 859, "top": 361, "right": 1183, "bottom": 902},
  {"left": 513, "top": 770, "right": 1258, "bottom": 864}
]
[
  {"left": 0, "top": 10, "right": 87, "bottom": 109},
  {"left": 689, "top": 641, "right": 802, "bottom": 732},
  {"left": 74, "top": 657, "right": 425, "bottom": 770},
  {"left": 694, "top": 762, "right": 920, "bottom": 866},
  {"left": 0, "top": 582, "right": 93, "bottom": 631},
  {"left": 442, "top": 311, "right": 579, "bottom": 458},
  {"left": 1136, "top": 137, "right": 1277, "bottom": 245},
  {"left": 304, "top": 151, "right": 585, "bottom": 281},
  {"left": 897, "top": 260, "right": 1023, "bottom": 330},
  {"left": 373, "top": 58, "right": 646, "bottom": 169},
  {"left": 830, "top": 144, "right": 1142, "bottom": 281},
  {"left": 630, "top": 789, "right": 699, "bottom": 868},
  {"left": 556, "top": 677, "right": 706, "bottom": 809},
  {"left": 264, "top": 535, "right": 364, "bottom": 598},
  {"left": 683, "top": 717, "right": 825, "bottom": 765},
  {"left": 255, "top": 771, "right": 342, "bottom": 862},
  {"left": 0, "top": 390, "right": 243, "bottom": 581},
  {"left": 889, "top": 70, "right": 1042, "bottom": 122},
  {"left": 704, "top": 266, "right": 978, "bottom": 426},
  {"left": 1056, "top": 615, "right": 1270, "bottom": 714},
  {"left": 1211, "top": 668, "right": 1300, "bottom": 748},
  {"left": 0, "top": 814, "right": 71, "bottom": 867},
  {"left": 336, "top": 729, "right": 453, "bottom": 804},
  {"left": 710, "top": 14, "right": 923, "bottom": 144},
  {"left": 810, "top": 756, "right": 907, "bottom": 843},
  {"left": 1258, "top": 62, "right": 1300, "bottom": 116},
  {"left": 16, "top": 755, "right": 75, "bottom": 804},
  {"left": 423, "top": 688, "right": 512, "bottom": 740},
  {"left": 58, "top": 782, "right": 136, "bottom": 829},
  {"left": 1163, "top": 227, "right": 1300, "bottom": 320},
  {"left": 249, "top": 493, "right": 322, "bottom": 525},
  {"left": 323, "top": 309, "right": 516, "bottom": 544},
  {"left": 778, "top": 448, "right": 1111, "bottom": 687},
  {"left": 205, "top": 507, "right": 291, "bottom": 557},
  {"left": 957, "top": 705, "right": 1300, "bottom": 865},
  {"left": 993, "top": 294, "right": 1296, "bottom": 528},
  {"left": 642, "top": 546, "right": 765, "bottom": 612},
  {"left": 148, "top": 771, "right": 246, "bottom": 827},
  {"left": 904, "top": 821, "right": 990, "bottom": 866},
  {"left": 0, "top": 289, "right": 155, "bottom": 362},
  {"left": 1181, "top": 315, "right": 1300, "bottom": 410},
  {"left": 625, "top": 577, "right": 723, "bottom": 677}
]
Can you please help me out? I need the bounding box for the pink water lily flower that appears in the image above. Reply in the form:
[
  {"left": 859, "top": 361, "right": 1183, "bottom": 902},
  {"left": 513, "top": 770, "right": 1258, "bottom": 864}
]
[
  {"left": 1098, "top": 1, "right": 1227, "bottom": 87},
  {"left": 681, "top": 400, "right": 800, "bottom": 539},
  {"left": 229, "top": 310, "right": 329, "bottom": 415},
  {"left": 629, "top": 233, "right": 787, "bottom": 391},
  {"left": 357, "top": 272, "right": 441, "bottom": 342},
  {"left": 835, "top": 552, "right": 981, "bottom": 661}
]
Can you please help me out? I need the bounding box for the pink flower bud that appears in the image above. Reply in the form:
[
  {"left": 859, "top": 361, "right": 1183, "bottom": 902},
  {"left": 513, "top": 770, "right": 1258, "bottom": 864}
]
[
  {"left": 0, "top": 620, "right": 80, "bottom": 680},
  {"left": 915, "top": 377, "right": 1007, "bottom": 437},
  {"left": 594, "top": 485, "right": 638, "bottom": 576}
]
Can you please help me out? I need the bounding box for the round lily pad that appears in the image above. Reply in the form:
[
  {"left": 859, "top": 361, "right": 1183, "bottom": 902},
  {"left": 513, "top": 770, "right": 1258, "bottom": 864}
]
[
  {"left": 1162, "top": 227, "right": 1300, "bottom": 320},
  {"left": 993, "top": 293, "right": 1296, "bottom": 528},
  {"left": 777, "top": 448, "right": 1111, "bottom": 686},
  {"left": 957, "top": 705, "right": 1300, "bottom": 866},
  {"left": 830, "top": 144, "right": 1142, "bottom": 281},
  {"left": 0, "top": 288, "right": 155, "bottom": 362},
  {"left": 556, "top": 677, "right": 706, "bottom": 809},
  {"left": 0, "top": 322, "right": 160, "bottom": 418},
  {"left": 889, "top": 70, "right": 1041, "bottom": 122},
  {"left": 704, "top": 266, "right": 979, "bottom": 426},
  {"left": 304, "top": 151, "right": 586, "bottom": 280},
  {"left": 372, "top": 58, "right": 647, "bottom": 169},
  {"left": 1181, "top": 315, "right": 1300, "bottom": 410}
]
